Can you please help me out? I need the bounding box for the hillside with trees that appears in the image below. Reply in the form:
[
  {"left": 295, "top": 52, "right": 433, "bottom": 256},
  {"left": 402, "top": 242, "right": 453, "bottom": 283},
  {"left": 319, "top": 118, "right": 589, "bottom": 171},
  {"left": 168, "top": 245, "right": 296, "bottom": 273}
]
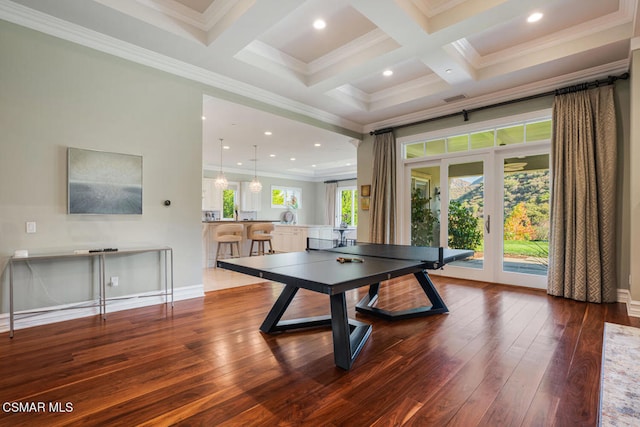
[{"left": 412, "top": 170, "right": 550, "bottom": 251}]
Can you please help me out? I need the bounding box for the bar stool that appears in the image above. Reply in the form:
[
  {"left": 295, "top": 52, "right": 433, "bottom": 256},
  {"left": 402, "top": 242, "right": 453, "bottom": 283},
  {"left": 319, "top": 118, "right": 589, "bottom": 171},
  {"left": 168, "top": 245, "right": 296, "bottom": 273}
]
[
  {"left": 214, "top": 223, "right": 244, "bottom": 261},
  {"left": 247, "top": 223, "right": 275, "bottom": 256}
]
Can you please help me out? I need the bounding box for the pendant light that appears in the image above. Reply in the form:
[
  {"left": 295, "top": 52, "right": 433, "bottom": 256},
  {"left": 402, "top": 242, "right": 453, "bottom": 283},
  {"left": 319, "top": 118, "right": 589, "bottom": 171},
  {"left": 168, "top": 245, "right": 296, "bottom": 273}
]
[
  {"left": 214, "top": 138, "right": 228, "bottom": 190},
  {"left": 249, "top": 144, "right": 262, "bottom": 193}
]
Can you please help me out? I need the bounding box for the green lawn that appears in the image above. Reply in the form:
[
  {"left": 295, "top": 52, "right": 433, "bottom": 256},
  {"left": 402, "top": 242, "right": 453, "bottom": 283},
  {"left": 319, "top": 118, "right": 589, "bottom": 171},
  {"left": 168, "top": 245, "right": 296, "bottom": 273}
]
[
  {"left": 503, "top": 240, "right": 548, "bottom": 257},
  {"left": 471, "top": 240, "right": 549, "bottom": 257}
]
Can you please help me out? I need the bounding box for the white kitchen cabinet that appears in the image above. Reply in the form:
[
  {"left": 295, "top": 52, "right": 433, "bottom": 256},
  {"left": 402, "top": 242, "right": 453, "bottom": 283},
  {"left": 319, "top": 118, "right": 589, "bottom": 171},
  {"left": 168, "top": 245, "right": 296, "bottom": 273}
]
[
  {"left": 272, "top": 226, "right": 307, "bottom": 253},
  {"left": 307, "top": 227, "right": 333, "bottom": 240},
  {"left": 202, "top": 178, "right": 222, "bottom": 210},
  {"left": 272, "top": 225, "right": 333, "bottom": 253},
  {"left": 240, "top": 182, "right": 262, "bottom": 211}
]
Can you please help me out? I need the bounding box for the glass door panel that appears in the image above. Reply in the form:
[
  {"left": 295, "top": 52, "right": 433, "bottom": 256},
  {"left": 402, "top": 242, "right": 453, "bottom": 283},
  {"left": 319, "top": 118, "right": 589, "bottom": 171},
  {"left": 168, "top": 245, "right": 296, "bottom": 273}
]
[
  {"left": 447, "top": 160, "right": 485, "bottom": 270},
  {"left": 410, "top": 166, "right": 441, "bottom": 247},
  {"left": 500, "top": 153, "right": 550, "bottom": 286}
]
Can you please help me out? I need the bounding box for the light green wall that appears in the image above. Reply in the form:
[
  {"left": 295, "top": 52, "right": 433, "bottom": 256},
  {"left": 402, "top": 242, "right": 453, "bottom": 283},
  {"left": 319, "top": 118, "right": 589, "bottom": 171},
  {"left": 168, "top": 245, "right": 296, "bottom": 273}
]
[
  {"left": 358, "top": 86, "right": 631, "bottom": 293},
  {"left": 0, "top": 21, "right": 203, "bottom": 310}
]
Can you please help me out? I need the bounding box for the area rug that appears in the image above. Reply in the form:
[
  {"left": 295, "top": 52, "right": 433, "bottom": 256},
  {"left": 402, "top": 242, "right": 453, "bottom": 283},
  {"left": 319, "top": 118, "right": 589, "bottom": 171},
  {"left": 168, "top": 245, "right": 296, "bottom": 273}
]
[{"left": 600, "top": 322, "right": 640, "bottom": 426}]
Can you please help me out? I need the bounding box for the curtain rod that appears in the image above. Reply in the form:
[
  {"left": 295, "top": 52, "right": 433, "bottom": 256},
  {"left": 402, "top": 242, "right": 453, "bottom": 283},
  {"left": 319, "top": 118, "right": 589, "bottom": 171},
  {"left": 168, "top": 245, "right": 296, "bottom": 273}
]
[
  {"left": 324, "top": 177, "right": 357, "bottom": 184},
  {"left": 369, "top": 71, "right": 629, "bottom": 135}
]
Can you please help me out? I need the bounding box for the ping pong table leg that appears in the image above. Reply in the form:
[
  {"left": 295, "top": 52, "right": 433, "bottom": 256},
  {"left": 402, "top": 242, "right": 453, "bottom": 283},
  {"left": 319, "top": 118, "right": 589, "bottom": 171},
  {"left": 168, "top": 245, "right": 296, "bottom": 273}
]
[
  {"left": 355, "top": 283, "right": 380, "bottom": 310},
  {"left": 355, "top": 271, "right": 448, "bottom": 319},
  {"left": 414, "top": 270, "right": 448, "bottom": 313},
  {"left": 260, "top": 285, "right": 298, "bottom": 333},
  {"left": 330, "top": 293, "right": 372, "bottom": 370}
]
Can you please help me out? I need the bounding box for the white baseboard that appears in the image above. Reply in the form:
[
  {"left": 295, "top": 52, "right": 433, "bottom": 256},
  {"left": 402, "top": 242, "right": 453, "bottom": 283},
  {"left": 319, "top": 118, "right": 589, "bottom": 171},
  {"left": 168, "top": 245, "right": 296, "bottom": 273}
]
[
  {"left": 0, "top": 285, "right": 204, "bottom": 334},
  {"left": 618, "top": 289, "right": 640, "bottom": 318}
]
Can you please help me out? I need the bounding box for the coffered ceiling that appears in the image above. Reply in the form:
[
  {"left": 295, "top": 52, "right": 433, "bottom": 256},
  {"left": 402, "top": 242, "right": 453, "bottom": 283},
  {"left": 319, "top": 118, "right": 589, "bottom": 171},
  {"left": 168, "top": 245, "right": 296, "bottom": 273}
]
[{"left": 1, "top": 0, "right": 636, "bottom": 179}]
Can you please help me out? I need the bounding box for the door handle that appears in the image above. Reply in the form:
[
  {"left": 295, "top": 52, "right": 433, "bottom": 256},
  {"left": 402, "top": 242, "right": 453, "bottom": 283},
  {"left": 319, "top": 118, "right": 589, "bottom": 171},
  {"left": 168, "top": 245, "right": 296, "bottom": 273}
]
[{"left": 485, "top": 215, "right": 490, "bottom": 234}]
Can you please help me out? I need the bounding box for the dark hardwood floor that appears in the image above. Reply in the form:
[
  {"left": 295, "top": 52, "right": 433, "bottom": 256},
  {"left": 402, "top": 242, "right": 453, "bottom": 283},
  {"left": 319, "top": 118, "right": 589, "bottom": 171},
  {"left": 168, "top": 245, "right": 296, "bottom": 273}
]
[{"left": 1, "top": 275, "right": 637, "bottom": 426}]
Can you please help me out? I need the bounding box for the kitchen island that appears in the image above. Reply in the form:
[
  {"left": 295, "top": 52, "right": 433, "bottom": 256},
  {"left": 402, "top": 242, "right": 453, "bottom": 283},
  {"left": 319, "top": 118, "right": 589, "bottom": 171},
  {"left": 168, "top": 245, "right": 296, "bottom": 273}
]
[
  {"left": 202, "top": 221, "right": 278, "bottom": 268},
  {"left": 271, "top": 224, "right": 335, "bottom": 253},
  {"left": 202, "top": 222, "right": 345, "bottom": 267}
]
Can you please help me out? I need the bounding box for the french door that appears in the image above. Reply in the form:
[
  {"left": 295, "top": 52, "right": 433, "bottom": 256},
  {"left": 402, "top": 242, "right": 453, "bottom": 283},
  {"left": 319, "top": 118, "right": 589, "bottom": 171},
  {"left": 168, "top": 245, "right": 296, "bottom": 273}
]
[{"left": 405, "top": 145, "right": 549, "bottom": 288}]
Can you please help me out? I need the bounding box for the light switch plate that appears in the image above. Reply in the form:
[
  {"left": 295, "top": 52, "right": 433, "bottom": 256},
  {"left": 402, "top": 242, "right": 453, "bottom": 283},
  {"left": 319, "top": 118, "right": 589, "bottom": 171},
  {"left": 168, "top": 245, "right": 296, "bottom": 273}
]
[{"left": 26, "top": 221, "right": 36, "bottom": 233}]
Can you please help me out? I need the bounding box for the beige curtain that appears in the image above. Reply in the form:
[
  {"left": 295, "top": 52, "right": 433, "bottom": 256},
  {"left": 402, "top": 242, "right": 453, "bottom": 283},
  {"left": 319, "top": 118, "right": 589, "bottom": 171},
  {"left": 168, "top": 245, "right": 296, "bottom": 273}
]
[
  {"left": 324, "top": 182, "right": 337, "bottom": 226},
  {"left": 547, "top": 85, "right": 617, "bottom": 303},
  {"left": 369, "top": 131, "right": 396, "bottom": 244}
]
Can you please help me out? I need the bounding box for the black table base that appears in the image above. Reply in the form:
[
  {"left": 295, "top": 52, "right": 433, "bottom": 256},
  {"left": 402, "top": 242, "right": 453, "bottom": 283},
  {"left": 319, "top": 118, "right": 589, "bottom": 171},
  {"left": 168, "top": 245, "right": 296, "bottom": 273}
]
[
  {"left": 355, "top": 270, "right": 449, "bottom": 320},
  {"left": 260, "top": 285, "right": 372, "bottom": 370}
]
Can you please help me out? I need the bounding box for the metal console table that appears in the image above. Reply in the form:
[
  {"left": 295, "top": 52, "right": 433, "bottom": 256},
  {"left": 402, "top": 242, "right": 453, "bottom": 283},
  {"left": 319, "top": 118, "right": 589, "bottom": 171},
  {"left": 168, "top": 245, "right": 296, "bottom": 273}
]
[{"left": 7, "top": 246, "right": 173, "bottom": 338}]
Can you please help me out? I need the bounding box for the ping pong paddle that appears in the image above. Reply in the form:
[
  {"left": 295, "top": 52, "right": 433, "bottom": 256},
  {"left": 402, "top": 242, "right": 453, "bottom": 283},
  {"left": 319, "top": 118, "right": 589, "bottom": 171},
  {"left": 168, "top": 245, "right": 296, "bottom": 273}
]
[{"left": 336, "top": 257, "right": 363, "bottom": 263}]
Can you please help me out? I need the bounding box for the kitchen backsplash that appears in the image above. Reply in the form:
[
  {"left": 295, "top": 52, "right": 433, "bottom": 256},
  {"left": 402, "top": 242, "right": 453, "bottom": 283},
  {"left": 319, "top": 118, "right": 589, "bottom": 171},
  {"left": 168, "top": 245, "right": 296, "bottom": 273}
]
[{"left": 202, "top": 210, "right": 257, "bottom": 221}]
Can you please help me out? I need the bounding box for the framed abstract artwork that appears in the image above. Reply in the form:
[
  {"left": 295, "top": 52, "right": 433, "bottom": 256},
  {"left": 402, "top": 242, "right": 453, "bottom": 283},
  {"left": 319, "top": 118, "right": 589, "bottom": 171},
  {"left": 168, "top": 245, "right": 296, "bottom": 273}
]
[{"left": 68, "top": 147, "right": 143, "bottom": 214}]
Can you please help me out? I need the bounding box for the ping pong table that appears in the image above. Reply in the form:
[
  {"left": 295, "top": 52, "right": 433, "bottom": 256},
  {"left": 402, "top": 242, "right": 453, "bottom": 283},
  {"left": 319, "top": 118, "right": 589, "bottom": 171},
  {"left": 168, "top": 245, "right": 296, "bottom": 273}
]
[{"left": 217, "top": 244, "right": 473, "bottom": 370}]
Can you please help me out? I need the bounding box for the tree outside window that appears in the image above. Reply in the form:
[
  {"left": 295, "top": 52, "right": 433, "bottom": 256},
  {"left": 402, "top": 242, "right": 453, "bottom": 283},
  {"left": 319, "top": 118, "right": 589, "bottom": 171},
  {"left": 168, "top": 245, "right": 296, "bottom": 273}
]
[{"left": 337, "top": 187, "right": 358, "bottom": 226}]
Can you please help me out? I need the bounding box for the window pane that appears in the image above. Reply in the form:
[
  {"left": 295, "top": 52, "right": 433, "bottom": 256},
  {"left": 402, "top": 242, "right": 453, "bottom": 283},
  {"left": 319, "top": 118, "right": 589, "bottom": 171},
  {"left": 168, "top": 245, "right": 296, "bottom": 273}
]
[
  {"left": 410, "top": 167, "right": 440, "bottom": 247},
  {"left": 271, "top": 189, "right": 284, "bottom": 206},
  {"left": 406, "top": 142, "right": 424, "bottom": 159},
  {"left": 496, "top": 125, "right": 524, "bottom": 146},
  {"left": 470, "top": 130, "right": 494, "bottom": 149},
  {"left": 425, "top": 139, "right": 446, "bottom": 156},
  {"left": 340, "top": 189, "right": 358, "bottom": 226},
  {"left": 526, "top": 120, "right": 552, "bottom": 142},
  {"left": 448, "top": 160, "right": 484, "bottom": 270},
  {"left": 447, "top": 135, "right": 468, "bottom": 152},
  {"left": 222, "top": 189, "right": 235, "bottom": 219}
]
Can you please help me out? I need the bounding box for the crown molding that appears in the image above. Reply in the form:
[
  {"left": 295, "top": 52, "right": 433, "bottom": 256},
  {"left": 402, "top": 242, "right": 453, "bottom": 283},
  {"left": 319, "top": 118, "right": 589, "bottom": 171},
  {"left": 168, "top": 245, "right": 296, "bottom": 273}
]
[
  {"left": 203, "top": 164, "right": 358, "bottom": 182},
  {"left": 240, "top": 29, "right": 398, "bottom": 90},
  {"left": 412, "top": 0, "right": 468, "bottom": 18},
  {"left": 307, "top": 28, "right": 395, "bottom": 76},
  {"left": 240, "top": 39, "right": 309, "bottom": 76},
  {"left": 328, "top": 73, "right": 447, "bottom": 113},
  {"left": 370, "top": 73, "right": 443, "bottom": 103},
  {"left": 96, "top": 0, "right": 249, "bottom": 33}
]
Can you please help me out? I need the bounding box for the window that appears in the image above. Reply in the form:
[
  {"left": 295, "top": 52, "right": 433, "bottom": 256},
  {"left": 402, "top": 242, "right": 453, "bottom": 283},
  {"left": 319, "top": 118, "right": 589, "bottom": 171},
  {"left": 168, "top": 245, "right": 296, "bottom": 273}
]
[
  {"left": 404, "top": 118, "right": 552, "bottom": 159},
  {"left": 222, "top": 182, "right": 239, "bottom": 219},
  {"left": 337, "top": 186, "right": 358, "bottom": 226},
  {"left": 271, "top": 186, "right": 302, "bottom": 209}
]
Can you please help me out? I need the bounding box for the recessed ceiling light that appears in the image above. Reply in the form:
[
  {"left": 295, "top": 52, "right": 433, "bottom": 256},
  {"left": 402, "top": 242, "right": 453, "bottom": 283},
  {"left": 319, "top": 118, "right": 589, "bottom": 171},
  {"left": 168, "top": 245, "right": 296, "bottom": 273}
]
[
  {"left": 290, "top": 157, "right": 296, "bottom": 161},
  {"left": 223, "top": 146, "right": 230, "bottom": 150},
  {"left": 264, "top": 131, "right": 272, "bottom": 136},
  {"left": 237, "top": 162, "right": 242, "bottom": 166},
  {"left": 346, "top": 163, "right": 351, "bottom": 166},
  {"left": 269, "top": 154, "right": 276, "bottom": 157},
  {"left": 201, "top": 116, "right": 206, "bottom": 120},
  {"left": 312, "top": 164, "right": 316, "bottom": 167},
  {"left": 314, "top": 143, "right": 321, "bottom": 147},
  {"left": 527, "top": 12, "right": 543, "bottom": 23},
  {"left": 313, "top": 19, "right": 326, "bottom": 30},
  {"left": 383, "top": 69, "right": 393, "bottom": 77}
]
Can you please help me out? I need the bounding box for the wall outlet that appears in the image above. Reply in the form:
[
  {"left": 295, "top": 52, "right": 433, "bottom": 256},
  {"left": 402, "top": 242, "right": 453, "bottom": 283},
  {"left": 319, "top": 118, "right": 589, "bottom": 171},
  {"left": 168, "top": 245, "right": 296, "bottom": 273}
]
[
  {"left": 110, "top": 276, "right": 119, "bottom": 287},
  {"left": 26, "top": 221, "right": 36, "bottom": 233}
]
